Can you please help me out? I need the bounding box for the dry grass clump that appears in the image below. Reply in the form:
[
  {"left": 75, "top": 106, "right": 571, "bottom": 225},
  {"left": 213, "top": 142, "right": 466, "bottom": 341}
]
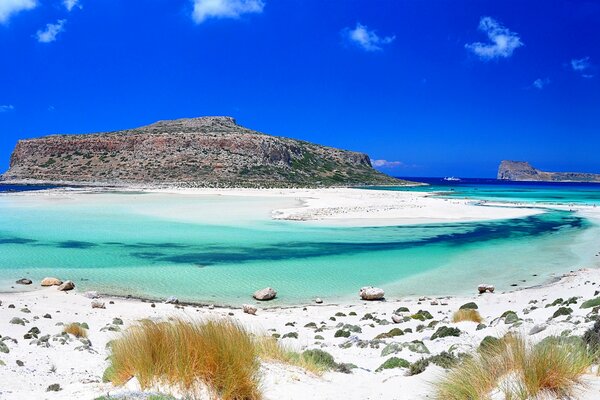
[
  {"left": 63, "top": 322, "right": 88, "bottom": 338},
  {"left": 452, "top": 309, "right": 484, "bottom": 324},
  {"left": 435, "top": 334, "right": 593, "bottom": 400},
  {"left": 255, "top": 337, "right": 331, "bottom": 375},
  {"left": 106, "top": 319, "right": 261, "bottom": 400}
]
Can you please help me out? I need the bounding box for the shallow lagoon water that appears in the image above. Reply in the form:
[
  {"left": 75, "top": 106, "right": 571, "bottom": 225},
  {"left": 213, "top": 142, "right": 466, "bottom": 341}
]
[{"left": 1, "top": 188, "right": 599, "bottom": 305}]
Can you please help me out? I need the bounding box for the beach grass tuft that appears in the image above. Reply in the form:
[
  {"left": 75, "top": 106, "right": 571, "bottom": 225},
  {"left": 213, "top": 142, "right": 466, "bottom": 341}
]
[
  {"left": 452, "top": 309, "right": 483, "bottom": 324},
  {"left": 106, "top": 318, "right": 261, "bottom": 400},
  {"left": 434, "top": 333, "right": 593, "bottom": 400},
  {"left": 63, "top": 322, "right": 88, "bottom": 338}
]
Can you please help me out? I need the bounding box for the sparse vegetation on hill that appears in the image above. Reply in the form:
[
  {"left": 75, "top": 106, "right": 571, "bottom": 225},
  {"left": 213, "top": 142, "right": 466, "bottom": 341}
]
[{"left": 2, "top": 116, "right": 410, "bottom": 188}]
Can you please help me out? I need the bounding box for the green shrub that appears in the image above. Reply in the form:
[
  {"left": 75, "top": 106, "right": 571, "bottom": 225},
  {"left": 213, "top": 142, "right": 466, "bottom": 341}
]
[
  {"left": 376, "top": 357, "right": 410, "bottom": 372},
  {"left": 459, "top": 302, "right": 478, "bottom": 310},
  {"left": 581, "top": 297, "right": 600, "bottom": 309},
  {"left": 334, "top": 329, "right": 350, "bottom": 338},
  {"left": 552, "top": 307, "right": 573, "bottom": 319},
  {"left": 431, "top": 326, "right": 461, "bottom": 340}
]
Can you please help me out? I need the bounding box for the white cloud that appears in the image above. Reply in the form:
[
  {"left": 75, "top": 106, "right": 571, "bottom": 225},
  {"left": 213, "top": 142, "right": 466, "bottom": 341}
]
[
  {"left": 344, "top": 23, "right": 395, "bottom": 52},
  {"left": 571, "top": 57, "right": 594, "bottom": 78},
  {"left": 36, "top": 19, "right": 66, "bottom": 43},
  {"left": 372, "top": 159, "right": 404, "bottom": 168},
  {"left": 465, "top": 16, "right": 523, "bottom": 60},
  {"left": 63, "top": 0, "right": 81, "bottom": 12},
  {"left": 0, "top": 105, "right": 15, "bottom": 112},
  {"left": 192, "top": 0, "right": 264, "bottom": 24},
  {"left": 571, "top": 57, "right": 591, "bottom": 71},
  {"left": 532, "top": 78, "right": 550, "bottom": 89},
  {"left": 0, "top": 0, "right": 36, "bottom": 24}
]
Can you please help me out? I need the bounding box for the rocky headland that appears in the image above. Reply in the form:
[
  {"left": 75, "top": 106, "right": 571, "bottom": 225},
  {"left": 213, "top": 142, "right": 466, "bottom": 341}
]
[
  {"left": 498, "top": 160, "right": 600, "bottom": 183},
  {"left": 1, "top": 116, "right": 408, "bottom": 188}
]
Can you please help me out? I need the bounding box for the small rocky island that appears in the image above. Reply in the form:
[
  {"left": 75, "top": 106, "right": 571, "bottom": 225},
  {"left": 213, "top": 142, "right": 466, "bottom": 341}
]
[
  {"left": 497, "top": 160, "right": 600, "bottom": 183},
  {"left": 1, "top": 116, "right": 408, "bottom": 187}
]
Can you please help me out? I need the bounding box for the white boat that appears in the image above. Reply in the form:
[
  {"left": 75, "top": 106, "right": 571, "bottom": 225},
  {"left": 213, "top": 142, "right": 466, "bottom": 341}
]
[{"left": 443, "top": 176, "right": 461, "bottom": 182}]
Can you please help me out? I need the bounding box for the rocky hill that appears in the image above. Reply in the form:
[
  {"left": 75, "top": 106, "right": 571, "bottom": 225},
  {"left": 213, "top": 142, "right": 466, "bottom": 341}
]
[
  {"left": 497, "top": 160, "right": 600, "bottom": 183},
  {"left": 1, "top": 116, "right": 408, "bottom": 188}
]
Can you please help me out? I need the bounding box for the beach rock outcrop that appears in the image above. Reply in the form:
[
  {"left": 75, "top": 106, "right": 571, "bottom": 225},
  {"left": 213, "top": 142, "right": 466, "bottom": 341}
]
[
  {"left": 359, "top": 286, "right": 385, "bottom": 301},
  {"left": 40, "top": 277, "right": 62, "bottom": 287},
  {"left": 1, "top": 116, "right": 408, "bottom": 188},
  {"left": 15, "top": 278, "right": 32, "bottom": 285},
  {"left": 478, "top": 284, "right": 495, "bottom": 294},
  {"left": 243, "top": 304, "right": 257, "bottom": 315},
  {"left": 91, "top": 300, "right": 105, "bottom": 309},
  {"left": 57, "top": 280, "right": 75, "bottom": 291},
  {"left": 253, "top": 287, "right": 277, "bottom": 301}
]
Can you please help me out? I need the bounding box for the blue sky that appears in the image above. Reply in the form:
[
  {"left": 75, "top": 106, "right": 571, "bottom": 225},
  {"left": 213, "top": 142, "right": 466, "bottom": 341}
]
[{"left": 0, "top": 0, "right": 599, "bottom": 178}]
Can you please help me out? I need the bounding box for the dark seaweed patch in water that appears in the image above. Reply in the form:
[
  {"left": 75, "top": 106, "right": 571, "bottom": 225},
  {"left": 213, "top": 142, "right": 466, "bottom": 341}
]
[
  {"left": 0, "top": 237, "right": 38, "bottom": 245},
  {"left": 127, "top": 211, "right": 587, "bottom": 266},
  {"left": 56, "top": 240, "right": 98, "bottom": 249}
]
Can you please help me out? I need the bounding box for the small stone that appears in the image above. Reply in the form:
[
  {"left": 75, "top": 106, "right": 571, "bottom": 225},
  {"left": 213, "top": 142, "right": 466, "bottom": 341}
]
[
  {"left": 10, "top": 317, "right": 25, "bottom": 326},
  {"left": 41, "top": 277, "right": 62, "bottom": 287},
  {"left": 16, "top": 278, "right": 32, "bottom": 285},
  {"left": 43, "top": 313, "right": 52, "bottom": 319},
  {"left": 359, "top": 286, "right": 385, "bottom": 301},
  {"left": 478, "top": 284, "right": 495, "bottom": 294},
  {"left": 0, "top": 342, "right": 9, "bottom": 354},
  {"left": 391, "top": 315, "right": 403, "bottom": 324},
  {"left": 315, "top": 298, "right": 323, "bottom": 304},
  {"left": 243, "top": 304, "right": 257, "bottom": 315},
  {"left": 46, "top": 384, "right": 61, "bottom": 392},
  {"left": 253, "top": 287, "right": 277, "bottom": 301},
  {"left": 529, "top": 324, "right": 547, "bottom": 335},
  {"left": 91, "top": 300, "right": 105, "bottom": 309},
  {"left": 164, "top": 296, "right": 178, "bottom": 304},
  {"left": 57, "top": 280, "right": 75, "bottom": 291},
  {"left": 16, "top": 360, "right": 24, "bottom": 367}
]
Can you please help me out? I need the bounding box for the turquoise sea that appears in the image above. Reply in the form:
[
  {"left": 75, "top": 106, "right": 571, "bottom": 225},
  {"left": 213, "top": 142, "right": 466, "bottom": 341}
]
[{"left": 0, "top": 179, "right": 599, "bottom": 305}]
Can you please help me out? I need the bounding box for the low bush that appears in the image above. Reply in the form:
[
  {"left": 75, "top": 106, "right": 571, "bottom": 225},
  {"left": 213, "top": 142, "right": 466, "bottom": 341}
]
[
  {"left": 63, "top": 323, "right": 87, "bottom": 338},
  {"left": 452, "top": 309, "right": 483, "bottom": 323}
]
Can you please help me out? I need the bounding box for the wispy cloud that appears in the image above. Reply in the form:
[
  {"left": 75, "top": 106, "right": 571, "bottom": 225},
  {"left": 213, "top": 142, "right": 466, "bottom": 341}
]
[
  {"left": 571, "top": 57, "right": 594, "bottom": 78},
  {"left": 343, "top": 23, "right": 395, "bottom": 52},
  {"left": 36, "top": 19, "right": 66, "bottom": 43},
  {"left": 0, "top": 105, "right": 15, "bottom": 112},
  {"left": 0, "top": 0, "right": 36, "bottom": 24},
  {"left": 532, "top": 78, "right": 550, "bottom": 89},
  {"left": 372, "top": 159, "right": 404, "bottom": 169},
  {"left": 192, "top": 0, "right": 264, "bottom": 24},
  {"left": 465, "top": 17, "right": 523, "bottom": 60},
  {"left": 63, "top": 0, "right": 81, "bottom": 12}
]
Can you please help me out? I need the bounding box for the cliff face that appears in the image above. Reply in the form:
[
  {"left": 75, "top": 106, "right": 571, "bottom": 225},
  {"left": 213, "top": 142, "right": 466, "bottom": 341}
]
[
  {"left": 2, "top": 116, "right": 406, "bottom": 187},
  {"left": 497, "top": 160, "right": 600, "bottom": 183}
]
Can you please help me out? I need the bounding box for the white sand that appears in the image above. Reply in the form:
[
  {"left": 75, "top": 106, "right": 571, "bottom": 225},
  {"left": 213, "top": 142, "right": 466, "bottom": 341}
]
[
  {"left": 146, "top": 187, "right": 543, "bottom": 226},
  {"left": 2, "top": 268, "right": 600, "bottom": 399}
]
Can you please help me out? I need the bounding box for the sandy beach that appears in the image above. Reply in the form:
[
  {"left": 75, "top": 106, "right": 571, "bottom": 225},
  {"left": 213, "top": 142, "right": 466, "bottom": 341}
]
[
  {"left": 0, "top": 187, "right": 599, "bottom": 399},
  {"left": 2, "top": 267, "right": 600, "bottom": 399}
]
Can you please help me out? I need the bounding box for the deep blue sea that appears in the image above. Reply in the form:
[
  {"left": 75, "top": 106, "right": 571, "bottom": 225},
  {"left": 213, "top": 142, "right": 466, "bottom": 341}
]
[{"left": 385, "top": 177, "right": 600, "bottom": 206}]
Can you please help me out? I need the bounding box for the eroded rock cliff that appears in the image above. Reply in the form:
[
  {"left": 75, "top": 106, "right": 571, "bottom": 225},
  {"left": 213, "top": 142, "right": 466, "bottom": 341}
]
[
  {"left": 2, "top": 116, "right": 407, "bottom": 187},
  {"left": 498, "top": 160, "right": 600, "bottom": 183}
]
